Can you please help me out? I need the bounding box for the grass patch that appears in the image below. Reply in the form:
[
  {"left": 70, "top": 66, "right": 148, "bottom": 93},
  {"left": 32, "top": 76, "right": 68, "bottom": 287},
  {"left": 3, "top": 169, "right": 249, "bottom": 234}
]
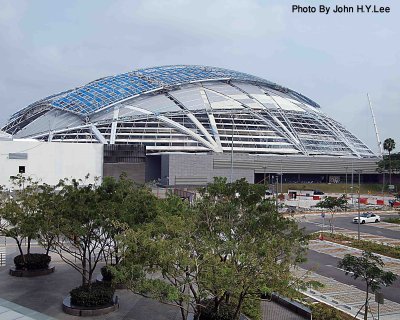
[
  {"left": 242, "top": 297, "right": 262, "bottom": 320},
  {"left": 384, "top": 217, "right": 400, "bottom": 224},
  {"left": 277, "top": 183, "right": 396, "bottom": 195},
  {"left": 310, "top": 232, "right": 400, "bottom": 259},
  {"left": 310, "top": 302, "right": 354, "bottom": 320}
]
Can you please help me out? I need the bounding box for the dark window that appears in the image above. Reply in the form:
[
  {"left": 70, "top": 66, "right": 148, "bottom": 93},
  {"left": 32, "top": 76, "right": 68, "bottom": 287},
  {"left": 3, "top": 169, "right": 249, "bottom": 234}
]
[{"left": 18, "top": 166, "right": 25, "bottom": 174}]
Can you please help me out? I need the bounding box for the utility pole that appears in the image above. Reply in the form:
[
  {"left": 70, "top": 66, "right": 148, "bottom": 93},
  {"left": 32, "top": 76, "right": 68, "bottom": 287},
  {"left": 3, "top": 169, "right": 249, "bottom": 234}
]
[
  {"left": 351, "top": 160, "right": 354, "bottom": 206},
  {"left": 355, "top": 169, "right": 363, "bottom": 240},
  {"left": 275, "top": 175, "right": 279, "bottom": 211},
  {"left": 230, "top": 115, "right": 234, "bottom": 183},
  {"left": 345, "top": 166, "right": 348, "bottom": 212}
]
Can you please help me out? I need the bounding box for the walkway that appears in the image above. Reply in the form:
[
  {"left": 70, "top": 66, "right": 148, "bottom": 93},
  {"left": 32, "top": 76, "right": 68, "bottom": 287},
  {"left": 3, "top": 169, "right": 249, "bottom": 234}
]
[
  {"left": 309, "top": 240, "right": 400, "bottom": 275},
  {"left": 293, "top": 267, "right": 400, "bottom": 320},
  {"left": 0, "top": 247, "right": 302, "bottom": 320}
]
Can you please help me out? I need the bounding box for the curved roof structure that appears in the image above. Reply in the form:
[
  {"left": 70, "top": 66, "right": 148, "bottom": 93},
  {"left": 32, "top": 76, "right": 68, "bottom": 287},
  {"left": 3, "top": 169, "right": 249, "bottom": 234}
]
[{"left": 2, "top": 65, "right": 375, "bottom": 158}]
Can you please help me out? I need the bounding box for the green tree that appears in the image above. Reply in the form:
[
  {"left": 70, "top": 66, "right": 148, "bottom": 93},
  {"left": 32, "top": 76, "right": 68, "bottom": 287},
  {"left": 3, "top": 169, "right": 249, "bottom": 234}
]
[
  {"left": 50, "top": 177, "right": 114, "bottom": 286},
  {"left": 96, "top": 174, "right": 160, "bottom": 265},
  {"left": 315, "top": 195, "right": 347, "bottom": 233},
  {"left": 196, "top": 178, "right": 307, "bottom": 319},
  {"left": 383, "top": 138, "right": 396, "bottom": 185},
  {"left": 338, "top": 251, "right": 397, "bottom": 320},
  {"left": 115, "top": 195, "right": 204, "bottom": 320},
  {"left": 377, "top": 152, "right": 400, "bottom": 189},
  {"left": 0, "top": 176, "right": 43, "bottom": 260},
  {"left": 36, "top": 183, "right": 61, "bottom": 256},
  {"left": 117, "top": 177, "right": 308, "bottom": 320}
]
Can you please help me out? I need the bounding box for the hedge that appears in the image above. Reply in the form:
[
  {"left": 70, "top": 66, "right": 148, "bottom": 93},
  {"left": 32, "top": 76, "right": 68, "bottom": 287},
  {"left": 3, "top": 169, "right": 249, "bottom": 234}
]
[
  {"left": 70, "top": 282, "right": 115, "bottom": 307},
  {"left": 14, "top": 254, "right": 51, "bottom": 270}
]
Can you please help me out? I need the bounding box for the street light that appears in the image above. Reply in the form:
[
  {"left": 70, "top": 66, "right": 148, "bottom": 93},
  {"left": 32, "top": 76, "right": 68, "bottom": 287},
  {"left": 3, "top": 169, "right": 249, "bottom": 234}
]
[
  {"left": 230, "top": 115, "right": 234, "bottom": 183},
  {"left": 344, "top": 166, "right": 348, "bottom": 212},
  {"left": 355, "top": 169, "right": 363, "bottom": 240}
]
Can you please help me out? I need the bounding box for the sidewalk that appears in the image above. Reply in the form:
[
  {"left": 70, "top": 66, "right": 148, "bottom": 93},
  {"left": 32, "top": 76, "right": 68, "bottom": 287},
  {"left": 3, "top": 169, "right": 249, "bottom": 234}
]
[
  {"left": 0, "top": 246, "right": 301, "bottom": 320},
  {"left": 293, "top": 267, "right": 400, "bottom": 320},
  {"left": 309, "top": 240, "right": 400, "bottom": 275}
]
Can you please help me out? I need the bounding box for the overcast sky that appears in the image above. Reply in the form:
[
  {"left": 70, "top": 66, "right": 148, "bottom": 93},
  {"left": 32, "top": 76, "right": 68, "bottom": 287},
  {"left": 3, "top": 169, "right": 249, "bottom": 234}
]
[{"left": 0, "top": 0, "right": 399, "bottom": 154}]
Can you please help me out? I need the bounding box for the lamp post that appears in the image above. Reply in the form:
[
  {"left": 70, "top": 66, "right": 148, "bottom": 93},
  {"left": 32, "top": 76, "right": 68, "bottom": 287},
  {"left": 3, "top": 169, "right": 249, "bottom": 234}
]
[
  {"left": 230, "top": 115, "right": 234, "bottom": 183},
  {"left": 351, "top": 161, "right": 354, "bottom": 206},
  {"left": 344, "top": 166, "right": 348, "bottom": 212},
  {"left": 355, "top": 169, "right": 363, "bottom": 240}
]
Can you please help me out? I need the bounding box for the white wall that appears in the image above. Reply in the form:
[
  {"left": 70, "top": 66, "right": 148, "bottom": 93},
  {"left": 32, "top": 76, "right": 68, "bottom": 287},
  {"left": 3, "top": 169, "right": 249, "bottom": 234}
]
[{"left": 0, "top": 140, "right": 103, "bottom": 188}]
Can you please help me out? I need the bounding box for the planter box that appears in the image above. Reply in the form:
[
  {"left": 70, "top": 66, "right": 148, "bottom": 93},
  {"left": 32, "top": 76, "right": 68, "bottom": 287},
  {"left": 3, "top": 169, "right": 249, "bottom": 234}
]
[
  {"left": 9, "top": 266, "right": 55, "bottom": 277},
  {"left": 62, "top": 295, "right": 119, "bottom": 317}
]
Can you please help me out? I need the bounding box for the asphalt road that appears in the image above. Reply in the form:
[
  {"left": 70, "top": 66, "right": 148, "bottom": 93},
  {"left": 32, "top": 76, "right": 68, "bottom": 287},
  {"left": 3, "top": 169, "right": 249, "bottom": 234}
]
[
  {"left": 300, "top": 214, "right": 400, "bottom": 239},
  {"left": 299, "top": 214, "right": 400, "bottom": 304},
  {"left": 301, "top": 250, "right": 400, "bottom": 304}
]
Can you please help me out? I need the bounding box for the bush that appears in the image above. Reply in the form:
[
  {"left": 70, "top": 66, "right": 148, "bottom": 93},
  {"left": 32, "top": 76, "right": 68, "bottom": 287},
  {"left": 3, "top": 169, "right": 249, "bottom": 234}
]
[
  {"left": 101, "top": 265, "right": 113, "bottom": 282},
  {"left": 310, "top": 303, "right": 340, "bottom": 320},
  {"left": 14, "top": 254, "right": 51, "bottom": 270},
  {"left": 242, "top": 298, "right": 261, "bottom": 320},
  {"left": 198, "top": 300, "right": 236, "bottom": 320},
  {"left": 70, "top": 282, "right": 115, "bottom": 307}
]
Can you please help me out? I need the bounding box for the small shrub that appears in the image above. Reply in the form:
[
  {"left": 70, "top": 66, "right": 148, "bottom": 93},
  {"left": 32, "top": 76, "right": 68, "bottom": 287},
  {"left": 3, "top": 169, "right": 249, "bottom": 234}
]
[
  {"left": 198, "top": 300, "right": 236, "bottom": 320},
  {"left": 14, "top": 254, "right": 51, "bottom": 270},
  {"left": 70, "top": 282, "right": 115, "bottom": 307},
  {"left": 311, "top": 303, "right": 340, "bottom": 320},
  {"left": 242, "top": 297, "right": 261, "bottom": 320},
  {"left": 101, "top": 265, "right": 113, "bottom": 282}
]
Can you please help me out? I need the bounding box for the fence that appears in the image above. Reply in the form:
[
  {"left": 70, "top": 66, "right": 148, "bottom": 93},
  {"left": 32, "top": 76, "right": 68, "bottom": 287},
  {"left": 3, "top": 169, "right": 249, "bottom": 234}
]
[{"left": 0, "top": 247, "right": 5, "bottom": 267}]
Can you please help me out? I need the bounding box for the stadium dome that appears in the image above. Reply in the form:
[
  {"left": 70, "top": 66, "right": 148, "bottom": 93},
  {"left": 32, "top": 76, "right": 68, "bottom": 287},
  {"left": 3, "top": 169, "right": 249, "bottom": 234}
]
[{"left": 2, "top": 65, "right": 375, "bottom": 158}]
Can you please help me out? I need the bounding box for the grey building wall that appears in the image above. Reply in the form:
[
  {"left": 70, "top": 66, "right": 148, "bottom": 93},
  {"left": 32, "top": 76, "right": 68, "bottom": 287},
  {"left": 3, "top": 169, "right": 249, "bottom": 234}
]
[
  {"left": 103, "top": 163, "right": 146, "bottom": 184},
  {"left": 146, "top": 155, "right": 161, "bottom": 183},
  {"left": 158, "top": 153, "right": 379, "bottom": 186}
]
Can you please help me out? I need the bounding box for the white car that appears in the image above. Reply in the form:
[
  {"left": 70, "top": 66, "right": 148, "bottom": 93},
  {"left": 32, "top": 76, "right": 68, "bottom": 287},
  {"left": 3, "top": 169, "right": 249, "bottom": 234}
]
[{"left": 353, "top": 212, "right": 380, "bottom": 224}]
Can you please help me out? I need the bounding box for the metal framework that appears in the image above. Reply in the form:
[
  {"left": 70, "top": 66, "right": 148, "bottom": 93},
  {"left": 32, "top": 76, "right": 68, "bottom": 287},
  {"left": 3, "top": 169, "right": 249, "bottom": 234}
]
[{"left": 2, "top": 65, "right": 375, "bottom": 158}]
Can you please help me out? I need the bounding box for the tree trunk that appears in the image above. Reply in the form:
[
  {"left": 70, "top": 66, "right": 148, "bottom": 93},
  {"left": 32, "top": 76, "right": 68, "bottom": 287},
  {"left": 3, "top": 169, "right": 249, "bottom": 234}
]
[
  {"left": 179, "top": 304, "right": 188, "bottom": 320},
  {"left": 364, "top": 285, "right": 369, "bottom": 320},
  {"left": 27, "top": 237, "right": 31, "bottom": 254},
  {"left": 16, "top": 239, "right": 24, "bottom": 259},
  {"left": 234, "top": 292, "right": 245, "bottom": 320}
]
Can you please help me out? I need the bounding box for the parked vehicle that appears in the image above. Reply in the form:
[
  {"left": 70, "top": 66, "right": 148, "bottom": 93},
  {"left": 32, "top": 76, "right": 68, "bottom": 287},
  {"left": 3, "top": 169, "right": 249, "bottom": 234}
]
[{"left": 353, "top": 212, "right": 380, "bottom": 224}]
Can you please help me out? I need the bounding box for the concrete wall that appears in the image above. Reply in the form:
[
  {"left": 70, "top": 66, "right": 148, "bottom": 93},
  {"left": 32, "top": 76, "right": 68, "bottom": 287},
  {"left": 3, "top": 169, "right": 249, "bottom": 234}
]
[
  {"left": 161, "top": 153, "right": 254, "bottom": 186},
  {"left": 103, "top": 163, "right": 146, "bottom": 184},
  {"left": 159, "top": 153, "right": 379, "bottom": 186},
  {"left": 0, "top": 140, "right": 103, "bottom": 188}
]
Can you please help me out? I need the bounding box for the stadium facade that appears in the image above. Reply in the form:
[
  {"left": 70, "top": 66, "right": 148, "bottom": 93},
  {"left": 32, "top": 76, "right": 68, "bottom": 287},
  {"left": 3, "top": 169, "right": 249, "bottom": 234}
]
[{"left": 1, "top": 65, "right": 379, "bottom": 186}]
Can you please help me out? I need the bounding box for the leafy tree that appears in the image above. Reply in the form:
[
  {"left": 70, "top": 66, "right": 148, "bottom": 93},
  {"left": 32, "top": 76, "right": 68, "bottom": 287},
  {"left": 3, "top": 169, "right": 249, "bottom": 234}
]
[
  {"left": 0, "top": 176, "right": 43, "bottom": 260},
  {"left": 50, "top": 177, "right": 114, "bottom": 286},
  {"left": 96, "top": 174, "right": 160, "bottom": 265},
  {"left": 383, "top": 138, "right": 396, "bottom": 185},
  {"left": 117, "top": 177, "right": 308, "bottom": 320},
  {"left": 36, "top": 183, "right": 61, "bottom": 255},
  {"left": 338, "top": 251, "right": 397, "bottom": 320},
  {"left": 196, "top": 178, "right": 307, "bottom": 319},
  {"left": 377, "top": 152, "right": 400, "bottom": 179},
  {"left": 114, "top": 195, "right": 204, "bottom": 320},
  {"left": 315, "top": 195, "right": 347, "bottom": 233}
]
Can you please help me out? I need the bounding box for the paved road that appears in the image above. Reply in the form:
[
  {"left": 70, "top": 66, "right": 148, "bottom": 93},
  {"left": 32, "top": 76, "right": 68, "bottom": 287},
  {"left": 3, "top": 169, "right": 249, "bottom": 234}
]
[
  {"left": 300, "top": 214, "right": 400, "bottom": 239},
  {"left": 301, "top": 249, "right": 400, "bottom": 304},
  {"left": 299, "top": 214, "right": 400, "bottom": 307}
]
